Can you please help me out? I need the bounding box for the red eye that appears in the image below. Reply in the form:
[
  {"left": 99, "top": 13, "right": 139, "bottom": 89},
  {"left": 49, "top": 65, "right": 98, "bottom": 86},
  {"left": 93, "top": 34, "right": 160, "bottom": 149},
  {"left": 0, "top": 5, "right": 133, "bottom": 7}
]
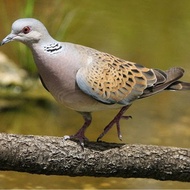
[{"left": 22, "top": 26, "right": 31, "bottom": 34}]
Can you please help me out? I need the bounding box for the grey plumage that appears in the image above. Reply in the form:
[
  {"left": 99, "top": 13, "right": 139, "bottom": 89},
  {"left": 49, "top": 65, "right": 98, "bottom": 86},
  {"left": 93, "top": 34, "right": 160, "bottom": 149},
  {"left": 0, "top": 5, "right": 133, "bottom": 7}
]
[{"left": 1, "top": 18, "right": 190, "bottom": 145}]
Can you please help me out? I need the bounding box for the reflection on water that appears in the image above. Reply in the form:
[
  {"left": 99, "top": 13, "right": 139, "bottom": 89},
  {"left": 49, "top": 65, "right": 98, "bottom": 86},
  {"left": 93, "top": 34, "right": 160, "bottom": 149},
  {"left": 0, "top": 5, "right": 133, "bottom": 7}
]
[
  {"left": 0, "top": 0, "right": 190, "bottom": 189},
  {"left": 1, "top": 171, "right": 190, "bottom": 189}
]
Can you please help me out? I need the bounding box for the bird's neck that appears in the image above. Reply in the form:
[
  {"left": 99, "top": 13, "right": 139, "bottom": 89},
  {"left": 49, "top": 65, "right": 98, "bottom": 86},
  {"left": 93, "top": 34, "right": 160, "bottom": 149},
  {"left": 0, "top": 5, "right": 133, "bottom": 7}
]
[
  {"left": 29, "top": 39, "right": 64, "bottom": 64},
  {"left": 29, "top": 36, "right": 62, "bottom": 51},
  {"left": 30, "top": 40, "right": 63, "bottom": 68}
]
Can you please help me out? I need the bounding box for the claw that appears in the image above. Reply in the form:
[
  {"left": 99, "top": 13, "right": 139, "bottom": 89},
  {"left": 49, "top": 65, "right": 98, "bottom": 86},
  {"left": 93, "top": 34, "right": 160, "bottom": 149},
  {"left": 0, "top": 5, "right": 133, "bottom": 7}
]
[
  {"left": 116, "top": 121, "right": 122, "bottom": 141},
  {"left": 121, "top": 115, "right": 132, "bottom": 120},
  {"left": 64, "top": 112, "right": 91, "bottom": 148},
  {"left": 97, "top": 105, "right": 132, "bottom": 141},
  {"left": 64, "top": 135, "right": 87, "bottom": 149},
  {"left": 64, "top": 133, "right": 89, "bottom": 142},
  {"left": 63, "top": 135, "right": 70, "bottom": 141}
]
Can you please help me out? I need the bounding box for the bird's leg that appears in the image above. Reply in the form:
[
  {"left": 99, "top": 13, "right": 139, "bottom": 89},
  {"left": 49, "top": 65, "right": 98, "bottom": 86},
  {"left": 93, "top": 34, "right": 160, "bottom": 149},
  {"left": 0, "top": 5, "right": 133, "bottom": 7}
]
[
  {"left": 97, "top": 105, "right": 132, "bottom": 141},
  {"left": 64, "top": 112, "right": 92, "bottom": 147}
]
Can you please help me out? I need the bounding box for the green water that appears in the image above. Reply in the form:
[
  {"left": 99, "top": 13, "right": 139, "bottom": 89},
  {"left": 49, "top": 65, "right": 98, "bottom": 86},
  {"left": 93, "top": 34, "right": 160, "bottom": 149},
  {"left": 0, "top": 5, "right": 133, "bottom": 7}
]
[{"left": 0, "top": 0, "right": 190, "bottom": 189}]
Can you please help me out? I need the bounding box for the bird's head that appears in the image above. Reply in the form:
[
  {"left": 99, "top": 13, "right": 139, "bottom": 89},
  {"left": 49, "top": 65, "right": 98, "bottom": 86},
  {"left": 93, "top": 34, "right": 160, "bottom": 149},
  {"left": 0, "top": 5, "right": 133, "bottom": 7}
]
[{"left": 1, "top": 18, "right": 50, "bottom": 46}]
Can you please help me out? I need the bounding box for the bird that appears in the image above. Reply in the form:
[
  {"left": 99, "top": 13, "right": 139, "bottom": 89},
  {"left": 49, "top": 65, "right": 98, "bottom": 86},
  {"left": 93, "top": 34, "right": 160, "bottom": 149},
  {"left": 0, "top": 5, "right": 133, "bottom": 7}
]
[{"left": 1, "top": 18, "right": 190, "bottom": 146}]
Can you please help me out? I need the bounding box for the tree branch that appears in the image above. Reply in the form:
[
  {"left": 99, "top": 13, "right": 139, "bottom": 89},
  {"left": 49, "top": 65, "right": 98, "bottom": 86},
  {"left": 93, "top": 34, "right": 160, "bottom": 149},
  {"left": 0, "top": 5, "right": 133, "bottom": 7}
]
[{"left": 0, "top": 133, "right": 189, "bottom": 182}]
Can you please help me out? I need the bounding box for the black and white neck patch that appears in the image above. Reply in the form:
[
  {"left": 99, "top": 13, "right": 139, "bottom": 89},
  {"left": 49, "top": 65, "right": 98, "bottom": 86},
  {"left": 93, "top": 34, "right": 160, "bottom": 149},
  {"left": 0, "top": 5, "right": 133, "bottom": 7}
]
[{"left": 44, "top": 43, "right": 62, "bottom": 54}]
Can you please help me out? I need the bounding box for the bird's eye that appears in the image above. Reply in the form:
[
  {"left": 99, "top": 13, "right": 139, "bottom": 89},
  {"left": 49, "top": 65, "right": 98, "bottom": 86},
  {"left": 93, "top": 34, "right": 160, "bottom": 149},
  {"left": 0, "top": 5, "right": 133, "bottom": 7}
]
[{"left": 22, "top": 26, "right": 31, "bottom": 34}]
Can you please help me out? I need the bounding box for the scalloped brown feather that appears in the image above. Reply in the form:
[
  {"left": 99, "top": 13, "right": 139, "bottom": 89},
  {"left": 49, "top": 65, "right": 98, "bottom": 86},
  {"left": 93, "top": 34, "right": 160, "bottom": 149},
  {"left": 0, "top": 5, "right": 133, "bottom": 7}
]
[{"left": 77, "top": 52, "right": 158, "bottom": 104}]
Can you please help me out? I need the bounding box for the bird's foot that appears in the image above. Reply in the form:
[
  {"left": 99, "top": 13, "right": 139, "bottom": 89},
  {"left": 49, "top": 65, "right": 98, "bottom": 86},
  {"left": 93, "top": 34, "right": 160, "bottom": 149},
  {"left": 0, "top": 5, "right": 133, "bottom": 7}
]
[
  {"left": 63, "top": 112, "right": 91, "bottom": 148},
  {"left": 97, "top": 105, "right": 132, "bottom": 142},
  {"left": 97, "top": 114, "right": 132, "bottom": 142},
  {"left": 116, "top": 115, "right": 132, "bottom": 140},
  {"left": 64, "top": 132, "right": 89, "bottom": 148}
]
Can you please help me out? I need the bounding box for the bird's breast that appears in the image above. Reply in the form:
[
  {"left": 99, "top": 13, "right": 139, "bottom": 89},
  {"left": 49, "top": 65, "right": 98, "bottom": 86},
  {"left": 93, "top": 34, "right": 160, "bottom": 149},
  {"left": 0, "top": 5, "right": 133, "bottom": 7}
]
[
  {"left": 31, "top": 48, "right": 105, "bottom": 111},
  {"left": 31, "top": 44, "right": 125, "bottom": 112}
]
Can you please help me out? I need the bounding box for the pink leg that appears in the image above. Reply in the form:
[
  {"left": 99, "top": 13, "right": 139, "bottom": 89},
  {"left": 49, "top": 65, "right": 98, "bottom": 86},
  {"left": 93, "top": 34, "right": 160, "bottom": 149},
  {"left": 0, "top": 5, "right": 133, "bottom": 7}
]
[
  {"left": 64, "top": 112, "right": 92, "bottom": 147},
  {"left": 97, "top": 105, "right": 132, "bottom": 141}
]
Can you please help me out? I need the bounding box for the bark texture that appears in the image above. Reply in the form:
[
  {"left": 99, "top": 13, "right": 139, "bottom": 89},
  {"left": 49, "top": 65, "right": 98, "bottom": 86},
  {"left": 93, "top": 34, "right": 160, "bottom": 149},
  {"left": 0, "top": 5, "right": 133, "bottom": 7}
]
[{"left": 0, "top": 133, "right": 189, "bottom": 182}]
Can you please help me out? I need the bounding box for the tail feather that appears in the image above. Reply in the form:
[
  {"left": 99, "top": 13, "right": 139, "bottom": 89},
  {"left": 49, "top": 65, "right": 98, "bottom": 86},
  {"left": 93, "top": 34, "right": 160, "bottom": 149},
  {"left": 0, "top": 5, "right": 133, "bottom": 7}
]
[
  {"left": 166, "top": 81, "right": 190, "bottom": 90},
  {"left": 140, "top": 67, "right": 187, "bottom": 99}
]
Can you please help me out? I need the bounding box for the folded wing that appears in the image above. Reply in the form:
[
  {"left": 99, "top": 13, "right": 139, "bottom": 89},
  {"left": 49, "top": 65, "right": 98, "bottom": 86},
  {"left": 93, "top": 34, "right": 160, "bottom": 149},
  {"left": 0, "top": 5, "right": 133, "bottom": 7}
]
[{"left": 76, "top": 52, "right": 188, "bottom": 105}]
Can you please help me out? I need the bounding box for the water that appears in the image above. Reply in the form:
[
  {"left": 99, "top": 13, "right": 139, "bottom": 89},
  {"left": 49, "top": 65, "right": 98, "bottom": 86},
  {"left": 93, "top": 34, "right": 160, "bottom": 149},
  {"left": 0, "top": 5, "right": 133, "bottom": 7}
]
[
  {"left": 0, "top": 0, "right": 190, "bottom": 189},
  {"left": 0, "top": 81, "right": 189, "bottom": 189}
]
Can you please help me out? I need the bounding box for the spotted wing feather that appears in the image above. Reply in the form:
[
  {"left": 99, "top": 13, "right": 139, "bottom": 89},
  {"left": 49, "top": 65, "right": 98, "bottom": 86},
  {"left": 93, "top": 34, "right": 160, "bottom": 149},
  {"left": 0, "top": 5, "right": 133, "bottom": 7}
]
[{"left": 76, "top": 52, "right": 157, "bottom": 105}]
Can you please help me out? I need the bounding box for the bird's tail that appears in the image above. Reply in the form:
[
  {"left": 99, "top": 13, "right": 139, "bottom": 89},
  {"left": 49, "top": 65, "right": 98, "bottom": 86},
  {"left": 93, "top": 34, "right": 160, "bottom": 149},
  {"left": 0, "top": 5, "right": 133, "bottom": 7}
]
[
  {"left": 140, "top": 67, "right": 190, "bottom": 98},
  {"left": 166, "top": 81, "right": 190, "bottom": 90}
]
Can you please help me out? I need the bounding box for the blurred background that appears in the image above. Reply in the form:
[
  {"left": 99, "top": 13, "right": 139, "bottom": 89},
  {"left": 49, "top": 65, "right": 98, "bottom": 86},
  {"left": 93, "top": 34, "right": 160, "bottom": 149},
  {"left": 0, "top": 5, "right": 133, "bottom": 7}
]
[{"left": 0, "top": 0, "right": 190, "bottom": 189}]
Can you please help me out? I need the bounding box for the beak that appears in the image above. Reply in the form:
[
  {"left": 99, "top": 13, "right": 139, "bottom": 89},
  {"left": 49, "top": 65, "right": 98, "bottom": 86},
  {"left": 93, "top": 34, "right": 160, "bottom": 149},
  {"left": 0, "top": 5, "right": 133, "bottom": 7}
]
[{"left": 1, "top": 33, "right": 16, "bottom": 46}]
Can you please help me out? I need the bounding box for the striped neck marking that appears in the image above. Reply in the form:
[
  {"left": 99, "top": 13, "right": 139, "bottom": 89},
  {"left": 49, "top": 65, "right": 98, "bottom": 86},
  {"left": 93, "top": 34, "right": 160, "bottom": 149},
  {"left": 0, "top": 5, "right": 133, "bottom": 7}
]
[{"left": 44, "top": 43, "right": 62, "bottom": 54}]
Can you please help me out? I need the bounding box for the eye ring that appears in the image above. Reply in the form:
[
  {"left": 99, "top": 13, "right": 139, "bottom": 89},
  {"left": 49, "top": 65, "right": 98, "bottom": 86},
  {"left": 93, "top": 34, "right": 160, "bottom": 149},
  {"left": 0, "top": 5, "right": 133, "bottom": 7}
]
[{"left": 22, "top": 26, "right": 31, "bottom": 34}]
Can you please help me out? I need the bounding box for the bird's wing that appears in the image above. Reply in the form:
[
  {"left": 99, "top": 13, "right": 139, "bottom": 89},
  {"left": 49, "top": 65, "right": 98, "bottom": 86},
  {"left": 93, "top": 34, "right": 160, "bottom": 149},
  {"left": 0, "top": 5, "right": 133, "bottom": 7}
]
[{"left": 76, "top": 52, "right": 160, "bottom": 104}]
